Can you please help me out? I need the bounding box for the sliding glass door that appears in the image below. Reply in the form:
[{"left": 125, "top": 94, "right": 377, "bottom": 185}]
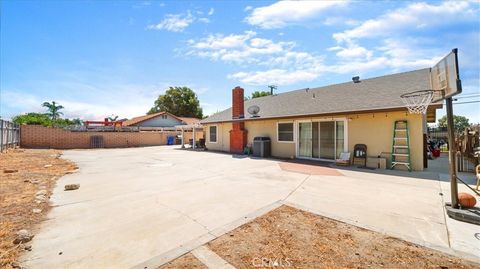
[
  {"left": 298, "top": 122, "right": 312, "bottom": 158},
  {"left": 297, "top": 120, "right": 346, "bottom": 160},
  {"left": 319, "top": 121, "right": 335, "bottom": 159}
]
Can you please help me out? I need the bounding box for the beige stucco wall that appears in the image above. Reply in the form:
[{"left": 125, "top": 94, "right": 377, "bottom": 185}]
[
  {"left": 347, "top": 112, "right": 424, "bottom": 171},
  {"left": 244, "top": 120, "right": 296, "bottom": 158},
  {"left": 203, "top": 111, "right": 425, "bottom": 170},
  {"left": 205, "top": 122, "right": 231, "bottom": 152}
]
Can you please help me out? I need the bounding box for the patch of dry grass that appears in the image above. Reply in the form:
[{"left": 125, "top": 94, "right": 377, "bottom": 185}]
[
  {"left": 0, "top": 149, "right": 77, "bottom": 268},
  {"left": 208, "top": 205, "right": 479, "bottom": 269}
]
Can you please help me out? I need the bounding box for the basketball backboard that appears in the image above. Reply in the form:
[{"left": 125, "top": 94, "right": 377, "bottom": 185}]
[{"left": 430, "top": 48, "right": 462, "bottom": 102}]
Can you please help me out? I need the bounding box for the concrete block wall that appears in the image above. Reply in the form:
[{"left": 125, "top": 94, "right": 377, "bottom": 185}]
[{"left": 20, "top": 125, "right": 203, "bottom": 149}]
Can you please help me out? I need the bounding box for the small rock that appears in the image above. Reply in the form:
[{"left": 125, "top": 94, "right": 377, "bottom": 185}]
[
  {"left": 11, "top": 261, "right": 21, "bottom": 269},
  {"left": 36, "top": 190, "right": 47, "bottom": 196},
  {"left": 13, "top": 230, "right": 34, "bottom": 244},
  {"left": 3, "top": 169, "right": 18, "bottom": 173},
  {"left": 65, "top": 170, "right": 78, "bottom": 174},
  {"left": 44, "top": 164, "right": 53, "bottom": 168},
  {"left": 64, "top": 184, "right": 80, "bottom": 191},
  {"left": 24, "top": 245, "right": 32, "bottom": 251},
  {"left": 29, "top": 179, "right": 40, "bottom": 184},
  {"left": 58, "top": 251, "right": 63, "bottom": 255},
  {"left": 35, "top": 195, "right": 47, "bottom": 201},
  {"left": 32, "top": 208, "right": 42, "bottom": 214}
]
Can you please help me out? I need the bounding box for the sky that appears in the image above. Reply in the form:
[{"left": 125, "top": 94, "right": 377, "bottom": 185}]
[{"left": 1, "top": 0, "right": 479, "bottom": 123}]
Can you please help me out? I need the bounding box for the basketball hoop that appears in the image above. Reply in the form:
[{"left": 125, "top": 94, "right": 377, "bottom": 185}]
[{"left": 400, "top": 90, "right": 435, "bottom": 114}]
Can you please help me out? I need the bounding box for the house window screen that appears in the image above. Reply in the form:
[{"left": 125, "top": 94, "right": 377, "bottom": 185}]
[
  {"left": 209, "top": 126, "right": 217, "bottom": 143},
  {"left": 278, "top": 123, "right": 294, "bottom": 142}
]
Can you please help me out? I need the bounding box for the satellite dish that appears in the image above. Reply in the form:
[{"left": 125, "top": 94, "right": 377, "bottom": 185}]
[{"left": 247, "top": 105, "right": 260, "bottom": 117}]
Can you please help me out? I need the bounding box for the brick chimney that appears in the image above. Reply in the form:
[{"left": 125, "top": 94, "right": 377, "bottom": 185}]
[
  {"left": 230, "top": 86, "right": 248, "bottom": 153},
  {"left": 232, "top": 86, "right": 245, "bottom": 119}
]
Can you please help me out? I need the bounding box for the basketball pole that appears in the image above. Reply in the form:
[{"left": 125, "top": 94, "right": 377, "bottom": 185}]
[{"left": 445, "top": 96, "right": 459, "bottom": 208}]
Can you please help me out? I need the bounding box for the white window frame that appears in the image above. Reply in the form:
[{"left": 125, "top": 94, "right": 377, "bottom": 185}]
[
  {"left": 208, "top": 125, "right": 218, "bottom": 143},
  {"left": 277, "top": 121, "right": 295, "bottom": 143}
]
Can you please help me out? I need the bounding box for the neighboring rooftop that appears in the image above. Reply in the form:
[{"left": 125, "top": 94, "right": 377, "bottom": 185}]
[
  {"left": 201, "top": 68, "right": 436, "bottom": 124},
  {"left": 123, "top": 111, "right": 200, "bottom": 126}
]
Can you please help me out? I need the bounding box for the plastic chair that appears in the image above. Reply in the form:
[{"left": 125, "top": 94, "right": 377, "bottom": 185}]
[{"left": 336, "top": 152, "right": 351, "bottom": 166}]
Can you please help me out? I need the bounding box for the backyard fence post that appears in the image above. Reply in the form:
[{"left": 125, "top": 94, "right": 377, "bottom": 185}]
[
  {"left": 6, "top": 120, "right": 10, "bottom": 151},
  {"left": 0, "top": 120, "right": 4, "bottom": 152}
]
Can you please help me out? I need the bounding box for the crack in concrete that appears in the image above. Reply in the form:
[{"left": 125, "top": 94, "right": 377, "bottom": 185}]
[{"left": 282, "top": 174, "right": 311, "bottom": 202}]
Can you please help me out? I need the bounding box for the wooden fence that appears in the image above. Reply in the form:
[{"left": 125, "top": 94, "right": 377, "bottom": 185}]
[{"left": 1, "top": 119, "right": 20, "bottom": 152}]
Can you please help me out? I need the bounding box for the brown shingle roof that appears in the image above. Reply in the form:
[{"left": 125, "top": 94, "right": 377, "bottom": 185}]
[{"left": 201, "top": 68, "right": 436, "bottom": 124}]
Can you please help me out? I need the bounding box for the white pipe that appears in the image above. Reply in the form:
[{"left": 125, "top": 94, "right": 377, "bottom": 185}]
[
  {"left": 181, "top": 127, "right": 185, "bottom": 148},
  {"left": 193, "top": 126, "right": 196, "bottom": 149}
]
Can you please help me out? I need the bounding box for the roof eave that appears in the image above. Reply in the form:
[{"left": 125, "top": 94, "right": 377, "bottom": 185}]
[{"left": 200, "top": 104, "right": 443, "bottom": 124}]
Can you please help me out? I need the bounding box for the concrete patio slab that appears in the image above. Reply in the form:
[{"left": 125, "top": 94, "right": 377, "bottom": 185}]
[{"left": 21, "top": 146, "right": 479, "bottom": 268}]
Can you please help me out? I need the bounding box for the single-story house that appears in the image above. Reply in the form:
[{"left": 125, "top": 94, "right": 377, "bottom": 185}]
[
  {"left": 124, "top": 111, "right": 200, "bottom": 128},
  {"left": 200, "top": 68, "right": 442, "bottom": 171}
]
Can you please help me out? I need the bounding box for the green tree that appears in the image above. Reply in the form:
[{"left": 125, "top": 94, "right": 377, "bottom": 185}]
[
  {"left": 148, "top": 87, "right": 203, "bottom": 118},
  {"left": 438, "top": 115, "right": 471, "bottom": 132},
  {"left": 245, "top": 90, "right": 272, "bottom": 100},
  {"left": 12, "top": 113, "right": 52, "bottom": 126},
  {"left": 70, "top": 118, "right": 83, "bottom": 126},
  {"left": 42, "top": 101, "right": 64, "bottom": 120}
]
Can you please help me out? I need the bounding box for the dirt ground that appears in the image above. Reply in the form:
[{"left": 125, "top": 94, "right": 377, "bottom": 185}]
[
  {"left": 158, "top": 253, "right": 207, "bottom": 269},
  {"left": 0, "top": 148, "right": 77, "bottom": 268},
  {"left": 208, "top": 205, "right": 479, "bottom": 269}
]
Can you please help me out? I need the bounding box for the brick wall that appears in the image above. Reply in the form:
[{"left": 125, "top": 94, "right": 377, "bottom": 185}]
[{"left": 20, "top": 125, "right": 203, "bottom": 149}]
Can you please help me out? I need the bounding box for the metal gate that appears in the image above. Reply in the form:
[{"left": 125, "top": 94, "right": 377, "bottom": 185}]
[{"left": 1, "top": 119, "right": 20, "bottom": 152}]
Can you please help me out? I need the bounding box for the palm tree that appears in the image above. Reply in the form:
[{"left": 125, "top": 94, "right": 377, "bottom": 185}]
[
  {"left": 42, "top": 101, "right": 64, "bottom": 120},
  {"left": 108, "top": 115, "right": 119, "bottom": 122}
]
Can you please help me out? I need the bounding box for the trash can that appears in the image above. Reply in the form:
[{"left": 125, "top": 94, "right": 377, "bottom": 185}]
[
  {"left": 167, "top": 135, "right": 175, "bottom": 145},
  {"left": 253, "top": 137, "right": 271, "bottom": 157}
]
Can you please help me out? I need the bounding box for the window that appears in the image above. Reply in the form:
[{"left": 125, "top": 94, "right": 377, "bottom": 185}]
[
  {"left": 209, "top": 125, "right": 217, "bottom": 143},
  {"left": 161, "top": 115, "right": 167, "bottom": 119},
  {"left": 278, "top": 122, "right": 294, "bottom": 142}
]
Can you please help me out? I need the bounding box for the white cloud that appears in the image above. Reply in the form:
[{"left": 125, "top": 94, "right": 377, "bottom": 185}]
[
  {"left": 1, "top": 81, "right": 170, "bottom": 120},
  {"left": 229, "top": 69, "right": 318, "bottom": 86},
  {"left": 244, "top": 6, "right": 253, "bottom": 12},
  {"left": 323, "top": 17, "right": 359, "bottom": 26},
  {"left": 198, "top": 18, "right": 210, "bottom": 23},
  {"left": 328, "top": 42, "right": 373, "bottom": 60},
  {"left": 186, "top": 31, "right": 295, "bottom": 64},
  {"left": 147, "top": 12, "right": 194, "bottom": 32},
  {"left": 246, "top": 0, "right": 348, "bottom": 29},
  {"left": 147, "top": 8, "right": 217, "bottom": 32},
  {"left": 333, "top": 1, "right": 476, "bottom": 42},
  {"left": 377, "top": 38, "right": 441, "bottom": 69}
]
